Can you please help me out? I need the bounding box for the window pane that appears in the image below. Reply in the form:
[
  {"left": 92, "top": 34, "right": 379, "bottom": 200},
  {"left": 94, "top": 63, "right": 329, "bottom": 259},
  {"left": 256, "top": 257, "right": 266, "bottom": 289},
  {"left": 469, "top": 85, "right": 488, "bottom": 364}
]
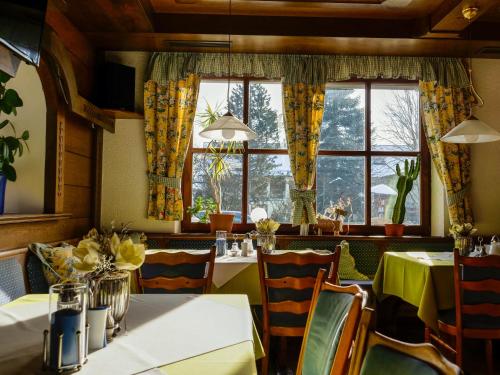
[
  {"left": 193, "top": 81, "right": 244, "bottom": 148},
  {"left": 248, "top": 155, "right": 293, "bottom": 223},
  {"left": 371, "top": 156, "right": 420, "bottom": 225},
  {"left": 192, "top": 153, "right": 243, "bottom": 223},
  {"left": 316, "top": 156, "right": 365, "bottom": 224},
  {"left": 320, "top": 86, "right": 365, "bottom": 151},
  {"left": 371, "top": 85, "right": 420, "bottom": 151},
  {"left": 248, "top": 82, "right": 286, "bottom": 149}
]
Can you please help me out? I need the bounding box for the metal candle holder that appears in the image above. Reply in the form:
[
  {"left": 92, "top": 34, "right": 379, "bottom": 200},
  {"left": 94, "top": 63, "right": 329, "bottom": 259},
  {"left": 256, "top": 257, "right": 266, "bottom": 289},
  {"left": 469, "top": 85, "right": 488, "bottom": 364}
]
[{"left": 42, "top": 324, "right": 89, "bottom": 373}]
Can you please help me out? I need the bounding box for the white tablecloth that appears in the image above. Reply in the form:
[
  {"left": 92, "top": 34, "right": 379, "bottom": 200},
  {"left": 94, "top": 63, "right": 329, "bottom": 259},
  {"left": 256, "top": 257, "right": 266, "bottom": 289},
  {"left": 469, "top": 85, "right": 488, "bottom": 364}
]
[
  {"left": 145, "top": 249, "right": 258, "bottom": 288},
  {"left": 0, "top": 294, "right": 254, "bottom": 375}
]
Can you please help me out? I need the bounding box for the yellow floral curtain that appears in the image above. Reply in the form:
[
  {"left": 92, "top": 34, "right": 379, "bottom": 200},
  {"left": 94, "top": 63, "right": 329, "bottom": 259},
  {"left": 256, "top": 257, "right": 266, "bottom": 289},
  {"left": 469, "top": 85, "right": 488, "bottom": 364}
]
[
  {"left": 419, "top": 81, "right": 473, "bottom": 225},
  {"left": 283, "top": 83, "right": 325, "bottom": 225},
  {"left": 144, "top": 74, "right": 200, "bottom": 221}
]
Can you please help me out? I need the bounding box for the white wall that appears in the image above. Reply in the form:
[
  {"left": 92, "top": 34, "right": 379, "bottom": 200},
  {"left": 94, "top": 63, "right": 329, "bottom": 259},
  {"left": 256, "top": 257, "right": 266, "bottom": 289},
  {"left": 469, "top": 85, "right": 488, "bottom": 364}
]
[
  {"left": 469, "top": 59, "right": 500, "bottom": 235},
  {"left": 101, "top": 119, "right": 179, "bottom": 233},
  {"left": 2, "top": 62, "right": 46, "bottom": 213}
]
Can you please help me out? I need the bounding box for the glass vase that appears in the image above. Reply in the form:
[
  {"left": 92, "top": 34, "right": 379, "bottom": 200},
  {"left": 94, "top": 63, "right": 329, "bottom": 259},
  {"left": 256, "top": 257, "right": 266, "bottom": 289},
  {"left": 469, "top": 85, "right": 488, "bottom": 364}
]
[
  {"left": 455, "top": 236, "right": 472, "bottom": 256},
  {"left": 47, "top": 283, "right": 88, "bottom": 371},
  {"left": 258, "top": 233, "right": 276, "bottom": 253}
]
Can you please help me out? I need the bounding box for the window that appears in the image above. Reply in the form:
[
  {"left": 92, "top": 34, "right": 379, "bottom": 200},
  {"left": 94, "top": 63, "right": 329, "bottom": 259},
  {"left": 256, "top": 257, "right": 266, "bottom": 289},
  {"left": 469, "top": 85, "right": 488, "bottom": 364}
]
[
  {"left": 185, "top": 79, "right": 293, "bottom": 231},
  {"left": 183, "top": 79, "right": 429, "bottom": 234},
  {"left": 316, "top": 82, "right": 429, "bottom": 234}
]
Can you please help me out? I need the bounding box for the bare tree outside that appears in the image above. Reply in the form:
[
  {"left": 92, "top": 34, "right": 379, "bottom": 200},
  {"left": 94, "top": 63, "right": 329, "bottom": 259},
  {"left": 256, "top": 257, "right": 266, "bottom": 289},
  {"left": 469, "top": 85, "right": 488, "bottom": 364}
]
[{"left": 371, "top": 88, "right": 421, "bottom": 225}]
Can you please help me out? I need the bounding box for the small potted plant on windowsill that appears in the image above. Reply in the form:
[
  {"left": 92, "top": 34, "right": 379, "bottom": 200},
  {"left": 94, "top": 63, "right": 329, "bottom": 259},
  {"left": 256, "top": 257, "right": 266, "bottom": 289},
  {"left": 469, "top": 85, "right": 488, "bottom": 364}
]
[
  {"left": 186, "top": 196, "right": 217, "bottom": 224},
  {"left": 0, "top": 70, "right": 29, "bottom": 214},
  {"left": 385, "top": 157, "right": 420, "bottom": 237}
]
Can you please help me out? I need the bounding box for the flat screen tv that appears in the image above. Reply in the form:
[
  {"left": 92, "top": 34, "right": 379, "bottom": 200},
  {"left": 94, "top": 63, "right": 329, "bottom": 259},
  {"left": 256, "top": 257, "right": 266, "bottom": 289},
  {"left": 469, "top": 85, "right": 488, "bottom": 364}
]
[{"left": 0, "top": 0, "right": 48, "bottom": 67}]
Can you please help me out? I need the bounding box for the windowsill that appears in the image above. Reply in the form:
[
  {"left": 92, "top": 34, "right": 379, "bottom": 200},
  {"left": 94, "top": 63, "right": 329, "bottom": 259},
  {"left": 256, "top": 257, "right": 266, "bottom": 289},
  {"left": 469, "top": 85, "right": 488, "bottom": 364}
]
[
  {"left": 151, "top": 232, "right": 450, "bottom": 241},
  {"left": 0, "top": 213, "right": 72, "bottom": 225}
]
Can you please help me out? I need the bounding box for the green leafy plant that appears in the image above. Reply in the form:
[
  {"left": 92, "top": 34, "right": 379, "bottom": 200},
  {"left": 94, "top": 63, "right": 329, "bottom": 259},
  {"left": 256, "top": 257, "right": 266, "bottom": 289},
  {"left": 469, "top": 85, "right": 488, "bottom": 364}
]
[
  {"left": 0, "top": 70, "right": 29, "bottom": 181},
  {"left": 199, "top": 101, "right": 242, "bottom": 214},
  {"left": 186, "top": 196, "right": 217, "bottom": 223},
  {"left": 391, "top": 157, "right": 420, "bottom": 224}
]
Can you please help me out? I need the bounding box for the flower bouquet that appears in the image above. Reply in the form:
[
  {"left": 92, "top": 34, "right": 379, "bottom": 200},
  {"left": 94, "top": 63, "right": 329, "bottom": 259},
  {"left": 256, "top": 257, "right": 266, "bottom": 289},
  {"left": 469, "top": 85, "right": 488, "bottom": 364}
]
[
  {"left": 255, "top": 218, "right": 280, "bottom": 252},
  {"left": 449, "top": 223, "right": 476, "bottom": 255},
  {"left": 74, "top": 226, "right": 146, "bottom": 336}
]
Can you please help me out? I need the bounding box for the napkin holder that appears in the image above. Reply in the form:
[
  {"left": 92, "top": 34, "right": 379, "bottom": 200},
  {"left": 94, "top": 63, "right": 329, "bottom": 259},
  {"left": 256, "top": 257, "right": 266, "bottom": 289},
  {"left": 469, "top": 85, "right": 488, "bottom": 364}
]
[{"left": 42, "top": 324, "right": 89, "bottom": 372}]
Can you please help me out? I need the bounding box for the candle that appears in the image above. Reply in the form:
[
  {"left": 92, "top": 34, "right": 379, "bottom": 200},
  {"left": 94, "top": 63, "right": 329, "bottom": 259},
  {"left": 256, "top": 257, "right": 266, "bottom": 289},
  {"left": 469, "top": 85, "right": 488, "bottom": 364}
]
[{"left": 50, "top": 309, "right": 82, "bottom": 368}]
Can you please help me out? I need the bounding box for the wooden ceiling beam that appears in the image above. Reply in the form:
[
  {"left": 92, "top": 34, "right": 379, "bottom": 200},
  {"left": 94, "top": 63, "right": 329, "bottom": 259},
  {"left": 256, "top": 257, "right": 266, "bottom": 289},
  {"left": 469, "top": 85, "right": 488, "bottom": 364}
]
[
  {"left": 50, "top": 0, "right": 154, "bottom": 33},
  {"left": 423, "top": 0, "right": 499, "bottom": 37},
  {"left": 85, "top": 32, "right": 500, "bottom": 57},
  {"left": 151, "top": 14, "right": 420, "bottom": 38}
]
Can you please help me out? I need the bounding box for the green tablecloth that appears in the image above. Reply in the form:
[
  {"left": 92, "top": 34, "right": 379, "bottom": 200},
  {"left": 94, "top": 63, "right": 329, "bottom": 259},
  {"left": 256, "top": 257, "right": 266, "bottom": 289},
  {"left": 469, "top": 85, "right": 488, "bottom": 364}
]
[
  {"left": 372, "top": 251, "right": 455, "bottom": 331},
  {"left": 212, "top": 263, "right": 261, "bottom": 305}
]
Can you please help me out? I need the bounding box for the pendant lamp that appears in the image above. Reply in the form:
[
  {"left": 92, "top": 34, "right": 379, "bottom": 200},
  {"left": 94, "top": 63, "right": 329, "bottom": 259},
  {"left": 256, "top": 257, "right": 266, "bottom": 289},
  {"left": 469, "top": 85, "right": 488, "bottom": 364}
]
[
  {"left": 441, "top": 6, "right": 500, "bottom": 144},
  {"left": 199, "top": 0, "right": 256, "bottom": 142}
]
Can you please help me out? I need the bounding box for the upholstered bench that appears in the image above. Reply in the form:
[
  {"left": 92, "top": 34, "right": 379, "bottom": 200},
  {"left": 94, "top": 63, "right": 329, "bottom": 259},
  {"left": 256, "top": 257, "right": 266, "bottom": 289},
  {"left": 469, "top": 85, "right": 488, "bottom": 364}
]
[{"left": 0, "top": 250, "right": 27, "bottom": 305}]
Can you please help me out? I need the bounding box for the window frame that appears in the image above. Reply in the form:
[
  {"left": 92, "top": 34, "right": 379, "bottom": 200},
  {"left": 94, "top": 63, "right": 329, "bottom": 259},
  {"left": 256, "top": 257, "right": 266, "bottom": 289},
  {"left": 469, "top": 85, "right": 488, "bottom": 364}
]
[{"left": 182, "top": 78, "right": 430, "bottom": 235}]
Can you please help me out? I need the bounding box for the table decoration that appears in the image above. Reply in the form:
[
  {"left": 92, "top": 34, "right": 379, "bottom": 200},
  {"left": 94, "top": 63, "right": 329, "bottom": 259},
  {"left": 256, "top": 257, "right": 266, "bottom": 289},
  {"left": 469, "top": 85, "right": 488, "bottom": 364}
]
[
  {"left": 45, "top": 283, "right": 88, "bottom": 372},
  {"left": 322, "top": 196, "right": 352, "bottom": 236},
  {"left": 449, "top": 222, "right": 476, "bottom": 255},
  {"left": 73, "top": 227, "right": 145, "bottom": 336},
  {"left": 255, "top": 218, "right": 280, "bottom": 252}
]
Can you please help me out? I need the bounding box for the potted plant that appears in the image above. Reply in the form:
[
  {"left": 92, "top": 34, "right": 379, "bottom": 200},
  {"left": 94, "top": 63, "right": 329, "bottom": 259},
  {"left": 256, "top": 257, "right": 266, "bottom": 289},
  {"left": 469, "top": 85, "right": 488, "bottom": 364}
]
[
  {"left": 186, "top": 196, "right": 217, "bottom": 223},
  {"left": 0, "top": 70, "right": 29, "bottom": 214},
  {"left": 198, "top": 102, "right": 242, "bottom": 233},
  {"left": 385, "top": 157, "right": 420, "bottom": 236}
]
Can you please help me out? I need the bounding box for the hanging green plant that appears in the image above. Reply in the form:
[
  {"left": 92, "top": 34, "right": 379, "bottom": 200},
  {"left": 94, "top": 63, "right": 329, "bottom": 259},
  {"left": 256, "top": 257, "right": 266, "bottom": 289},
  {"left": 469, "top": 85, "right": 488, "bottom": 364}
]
[{"left": 0, "top": 70, "right": 29, "bottom": 181}]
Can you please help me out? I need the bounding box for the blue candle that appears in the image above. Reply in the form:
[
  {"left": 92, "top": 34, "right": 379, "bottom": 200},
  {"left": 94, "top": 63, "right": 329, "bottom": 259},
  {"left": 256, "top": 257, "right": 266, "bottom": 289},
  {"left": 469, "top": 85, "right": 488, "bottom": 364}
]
[{"left": 50, "top": 309, "right": 82, "bottom": 369}]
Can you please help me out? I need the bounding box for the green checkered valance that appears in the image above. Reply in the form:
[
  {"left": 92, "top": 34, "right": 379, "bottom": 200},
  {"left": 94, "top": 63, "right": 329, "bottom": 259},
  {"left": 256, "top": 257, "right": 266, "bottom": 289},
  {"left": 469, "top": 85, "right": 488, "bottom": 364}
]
[{"left": 147, "top": 52, "right": 469, "bottom": 88}]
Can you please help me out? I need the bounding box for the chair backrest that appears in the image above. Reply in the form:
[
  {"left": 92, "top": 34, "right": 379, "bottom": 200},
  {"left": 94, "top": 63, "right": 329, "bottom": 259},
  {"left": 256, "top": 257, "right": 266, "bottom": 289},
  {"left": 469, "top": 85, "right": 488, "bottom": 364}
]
[
  {"left": 257, "top": 246, "right": 341, "bottom": 337},
  {"left": 0, "top": 249, "right": 28, "bottom": 305},
  {"left": 453, "top": 248, "right": 500, "bottom": 332},
  {"left": 348, "top": 308, "right": 461, "bottom": 375},
  {"left": 296, "top": 268, "right": 365, "bottom": 375},
  {"left": 139, "top": 247, "right": 216, "bottom": 294}
]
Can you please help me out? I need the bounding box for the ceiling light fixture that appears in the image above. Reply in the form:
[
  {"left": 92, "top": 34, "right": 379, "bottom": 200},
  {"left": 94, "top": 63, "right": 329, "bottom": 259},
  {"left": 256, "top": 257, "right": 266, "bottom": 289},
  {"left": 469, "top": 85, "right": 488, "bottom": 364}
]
[
  {"left": 199, "top": 0, "right": 256, "bottom": 142},
  {"left": 441, "top": 6, "right": 500, "bottom": 144}
]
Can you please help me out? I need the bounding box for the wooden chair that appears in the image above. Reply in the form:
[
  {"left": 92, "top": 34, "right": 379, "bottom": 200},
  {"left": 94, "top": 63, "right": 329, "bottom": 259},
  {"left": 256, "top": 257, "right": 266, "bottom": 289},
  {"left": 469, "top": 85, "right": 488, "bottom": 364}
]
[
  {"left": 349, "top": 308, "right": 461, "bottom": 375},
  {"left": 257, "top": 245, "right": 341, "bottom": 375},
  {"left": 296, "top": 268, "right": 365, "bottom": 375},
  {"left": 426, "top": 249, "right": 500, "bottom": 375},
  {"left": 138, "top": 247, "right": 216, "bottom": 294}
]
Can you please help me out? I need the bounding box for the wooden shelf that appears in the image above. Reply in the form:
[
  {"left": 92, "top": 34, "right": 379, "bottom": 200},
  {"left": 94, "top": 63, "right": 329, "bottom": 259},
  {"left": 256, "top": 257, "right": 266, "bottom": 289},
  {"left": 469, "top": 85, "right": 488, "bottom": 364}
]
[
  {"left": 0, "top": 213, "right": 72, "bottom": 225},
  {"left": 103, "top": 109, "right": 144, "bottom": 120}
]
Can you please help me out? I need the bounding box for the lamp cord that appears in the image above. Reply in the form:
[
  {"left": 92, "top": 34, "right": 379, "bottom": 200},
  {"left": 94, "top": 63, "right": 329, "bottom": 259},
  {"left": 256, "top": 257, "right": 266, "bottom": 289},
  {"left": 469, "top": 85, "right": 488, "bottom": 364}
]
[
  {"left": 227, "top": 0, "right": 232, "bottom": 110},
  {"left": 466, "top": 16, "right": 484, "bottom": 109}
]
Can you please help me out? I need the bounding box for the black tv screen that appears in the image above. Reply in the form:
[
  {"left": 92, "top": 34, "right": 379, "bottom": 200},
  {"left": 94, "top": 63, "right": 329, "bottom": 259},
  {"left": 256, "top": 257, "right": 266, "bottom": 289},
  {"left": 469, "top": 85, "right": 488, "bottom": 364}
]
[{"left": 0, "top": 0, "right": 48, "bottom": 66}]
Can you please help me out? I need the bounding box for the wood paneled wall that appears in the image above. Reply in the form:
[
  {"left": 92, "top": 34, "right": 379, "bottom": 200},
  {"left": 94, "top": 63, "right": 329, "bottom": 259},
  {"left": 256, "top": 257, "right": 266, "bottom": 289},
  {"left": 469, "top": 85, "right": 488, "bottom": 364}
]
[{"left": 0, "top": 9, "right": 100, "bottom": 251}]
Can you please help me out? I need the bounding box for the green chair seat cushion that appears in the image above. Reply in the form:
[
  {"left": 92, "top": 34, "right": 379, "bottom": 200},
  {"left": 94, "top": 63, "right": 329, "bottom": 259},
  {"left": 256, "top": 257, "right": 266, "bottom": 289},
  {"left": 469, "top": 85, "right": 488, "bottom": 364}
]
[
  {"left": 338, "top": 241, "right": 369, "bottom": 281},
  {"left": 301, "top": 291, "right": 354, "bottom": 375},
  {"left": 360, "top": 345, "right": 439, "bottom": 375}
]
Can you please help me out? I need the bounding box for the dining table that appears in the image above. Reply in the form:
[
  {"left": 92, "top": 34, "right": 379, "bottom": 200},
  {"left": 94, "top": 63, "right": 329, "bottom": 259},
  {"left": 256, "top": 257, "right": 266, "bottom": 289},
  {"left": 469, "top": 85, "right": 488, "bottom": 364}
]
[
  {"left": 372, "top": 251, "right": 455, "bottom": 331},
  {"left": 0, "top": 294, "right": 264, "bottom": 375}
]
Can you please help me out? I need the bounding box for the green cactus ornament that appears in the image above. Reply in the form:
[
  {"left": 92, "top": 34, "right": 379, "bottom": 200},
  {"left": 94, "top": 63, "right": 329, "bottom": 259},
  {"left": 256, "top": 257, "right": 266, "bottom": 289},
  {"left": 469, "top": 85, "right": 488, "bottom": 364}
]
[{"left": 391, "top": 157, "right": 421, "bottom": 225}]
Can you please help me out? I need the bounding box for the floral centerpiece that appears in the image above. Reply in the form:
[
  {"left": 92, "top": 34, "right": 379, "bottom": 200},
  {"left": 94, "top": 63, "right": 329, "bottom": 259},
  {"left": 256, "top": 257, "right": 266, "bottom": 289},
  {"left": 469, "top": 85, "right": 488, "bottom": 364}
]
[
  {"left": 74, "top": 226, "right": 146, "bottom": 336},
  {"left": 255, "top": 218, "right": 280, "bottom": 252},
  {"left": 449, "top": 223, "right": 476, "bottom": 255}
]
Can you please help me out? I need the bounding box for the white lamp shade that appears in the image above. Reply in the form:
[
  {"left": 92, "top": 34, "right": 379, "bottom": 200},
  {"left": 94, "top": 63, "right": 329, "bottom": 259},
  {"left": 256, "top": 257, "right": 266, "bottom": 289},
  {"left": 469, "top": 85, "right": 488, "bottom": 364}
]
[
  {"left": 250, "top": 207, "right": 268, "bottom": 222},
  {"left": 441, "top": 117, "right": 500, "bottom": 144},
  {"left": 199, "top": 112, "right": 257, "bottom": 141}
]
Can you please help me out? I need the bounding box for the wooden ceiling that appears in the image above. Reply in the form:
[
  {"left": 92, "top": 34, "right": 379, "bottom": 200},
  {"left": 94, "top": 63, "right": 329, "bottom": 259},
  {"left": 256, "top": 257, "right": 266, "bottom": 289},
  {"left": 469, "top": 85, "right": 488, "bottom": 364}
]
[{"left": 49, "top": 0, "right": 500, "bottom": 57}]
